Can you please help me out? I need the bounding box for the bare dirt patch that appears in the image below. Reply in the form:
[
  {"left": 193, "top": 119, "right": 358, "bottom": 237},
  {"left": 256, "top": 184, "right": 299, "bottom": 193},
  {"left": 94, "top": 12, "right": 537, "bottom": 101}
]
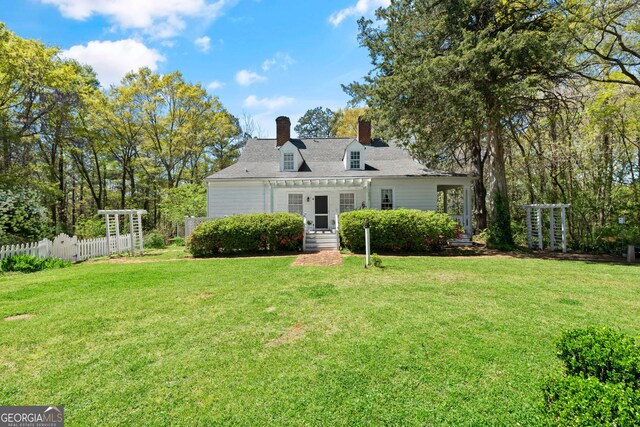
[
  {"left": 292, "top": 250, "right": 343, "bottom": 267},
  {"left": 265, "top": 306, "right": 276, "bottom": 312},
  {"left": 198, "top": 294, "right": 213, "bottom": 299},
  {"left": 4, "top": 313, "right": 34, "bottom": 321},
  {"left": 267, "top": 323, "right": 305, "bottom": 346}
]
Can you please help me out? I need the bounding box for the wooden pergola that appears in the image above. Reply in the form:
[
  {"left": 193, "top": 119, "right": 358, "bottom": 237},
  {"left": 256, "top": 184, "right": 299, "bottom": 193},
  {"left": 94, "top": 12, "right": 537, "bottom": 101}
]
[
  {"left": 524, "top": 204, "right": 570, "bottom": 253},
  {"left": 98, "top": 209, "right": 146, "bottom": 256}
]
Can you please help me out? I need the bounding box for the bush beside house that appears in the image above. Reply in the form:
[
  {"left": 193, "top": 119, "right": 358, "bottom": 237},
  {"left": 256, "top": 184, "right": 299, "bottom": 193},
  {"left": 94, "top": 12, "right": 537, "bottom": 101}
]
[
  {"left": 187, "top": 213, "right": 304, "bottom": 257},
  {"left": 339, "top": 209, "right": 461, "bottom": 253}
]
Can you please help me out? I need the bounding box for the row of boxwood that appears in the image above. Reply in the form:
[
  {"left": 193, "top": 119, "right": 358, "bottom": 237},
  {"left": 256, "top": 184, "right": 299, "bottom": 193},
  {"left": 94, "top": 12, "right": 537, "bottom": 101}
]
[
  {"left": 187, "top": 213, "right": 304, "bottom": 257},
  {"left": 542, "top": 326, "right": 640, "bottom": 426},
  {"left": 339, "top": 209, "right": 461, "bottom": 252}
]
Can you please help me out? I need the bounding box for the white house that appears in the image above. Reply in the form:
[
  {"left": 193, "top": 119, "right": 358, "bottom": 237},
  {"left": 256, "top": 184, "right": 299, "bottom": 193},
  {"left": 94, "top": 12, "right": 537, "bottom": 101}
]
[{"left": 202, "top": 116, "right": 474, "bottom": 249}]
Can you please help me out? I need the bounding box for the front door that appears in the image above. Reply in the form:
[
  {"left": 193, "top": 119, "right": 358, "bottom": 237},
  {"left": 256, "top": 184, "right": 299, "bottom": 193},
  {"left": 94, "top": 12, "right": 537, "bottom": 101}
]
[{"left": 314, "top": 196, "right": 329, "bottom": 229}]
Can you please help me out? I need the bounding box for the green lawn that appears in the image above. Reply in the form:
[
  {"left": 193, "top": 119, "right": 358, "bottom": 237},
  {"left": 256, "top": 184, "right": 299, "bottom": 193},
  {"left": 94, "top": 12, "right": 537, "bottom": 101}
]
[{"left": 1, "top": 255, "right": 638, "bottom": 426}]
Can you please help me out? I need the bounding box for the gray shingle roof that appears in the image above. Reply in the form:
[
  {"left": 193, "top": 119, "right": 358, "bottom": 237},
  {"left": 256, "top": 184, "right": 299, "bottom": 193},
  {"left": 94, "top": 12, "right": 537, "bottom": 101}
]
[{"left": 205, "top": 138, "right": 466, "bottom": 180}]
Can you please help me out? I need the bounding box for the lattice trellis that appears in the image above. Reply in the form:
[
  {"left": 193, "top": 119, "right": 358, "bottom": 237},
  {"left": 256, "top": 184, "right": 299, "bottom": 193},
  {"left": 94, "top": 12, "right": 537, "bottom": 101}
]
[
  {"left": 98, "top": 209, "right": 146, "bottom": 256},
  {"left": 524, "top": 204, "right": 570, "bottom": 253}
]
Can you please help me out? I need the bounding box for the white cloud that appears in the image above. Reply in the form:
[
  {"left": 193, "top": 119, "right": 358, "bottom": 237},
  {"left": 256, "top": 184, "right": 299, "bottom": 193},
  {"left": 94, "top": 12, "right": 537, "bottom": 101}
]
[
  {"left": 329, "top": 0, "right": 390, "bottom": 26},
  {"left": 40, "top": 0, "right": 230, "bottom": 38},
  {"left": 207, "top": 80, "right": 224, "bottom": 90},
  {"left": 61, "top": 39, "right": 165, "bottom": 87},
  {"left": 194, "top": 36, "right": 211, "bottom": 52},
  {"left": 261, "top": 52, "right": 295, "bottom": 72},
  {"left": 244, "top": 95, "right": 294, "bottom": 111},
  {"left": 235, "top": 69, "right": 267, "bottom": 86}
]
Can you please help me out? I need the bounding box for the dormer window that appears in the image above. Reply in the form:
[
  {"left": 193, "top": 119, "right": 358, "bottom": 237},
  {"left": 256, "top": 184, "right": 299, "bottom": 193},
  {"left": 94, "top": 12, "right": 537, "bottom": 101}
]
[
  {"left": 343, "top": 140, "right": 365, "bottom": 171},
  {"left": 283, "top": 153, "right": 295, "bottom": 171},
  {"left": 349, "top": 151, "right": 361, "bottom": 169}
]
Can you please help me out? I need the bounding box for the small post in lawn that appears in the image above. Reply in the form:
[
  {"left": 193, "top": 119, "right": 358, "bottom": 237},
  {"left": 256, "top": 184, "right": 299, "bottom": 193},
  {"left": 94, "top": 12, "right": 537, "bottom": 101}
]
[{"left": 364, "top": 218, "right": 370, "bottom": 268}]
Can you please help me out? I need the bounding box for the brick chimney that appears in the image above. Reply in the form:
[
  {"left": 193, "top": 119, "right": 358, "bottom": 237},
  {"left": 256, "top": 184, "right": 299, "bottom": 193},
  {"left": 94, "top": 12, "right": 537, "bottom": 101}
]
[
  {"left": 357, "top": 116, "right": 371, "bottom": 145},
  {"left": 276, "top": 116, "right": 291, "bottom": 147}
]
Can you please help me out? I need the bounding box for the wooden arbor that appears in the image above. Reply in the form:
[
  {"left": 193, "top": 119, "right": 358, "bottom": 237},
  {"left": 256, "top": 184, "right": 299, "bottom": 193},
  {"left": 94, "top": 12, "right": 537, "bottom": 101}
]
[
  {"left": 98, "top": 209, "right": 146, "bottom": 256},
  {"left": 524, "top": 204, "right": 570, "bottom": 253}
]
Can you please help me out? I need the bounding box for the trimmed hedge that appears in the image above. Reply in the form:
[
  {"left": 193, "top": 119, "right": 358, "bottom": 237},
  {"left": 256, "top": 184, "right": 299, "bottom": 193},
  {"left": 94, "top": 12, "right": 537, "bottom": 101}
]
[
  {"left": 542, "top": 326, "right": 640, "bottom": 426},
  {"left": 339, "top": 209, "right": 461, "bottom": 252},
  {"left": 542, "top": 376, "right": 640, "bottom": 426},
  {"left": 187, "top": 213, "right": 304, "bottom": 257},
  {"left": 557, "top": 326, "right": 640, "bottom": 388}
]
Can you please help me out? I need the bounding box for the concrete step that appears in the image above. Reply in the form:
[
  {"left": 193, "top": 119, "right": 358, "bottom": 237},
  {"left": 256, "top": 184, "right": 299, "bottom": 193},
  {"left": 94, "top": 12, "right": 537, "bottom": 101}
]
[
  {"left": 306, "top": 244, "right": 338, "bottom": 251},
  {"left": 307, "top": 236, "right": 338, "bottom": 242},
  {"left": 449, "top": 241, "right": 474, "bottom": 247},
  {"left": 305, "top": 232, "right": 338, "bottom": 251},
  {"left": 306, "top": 238, "right": 338, "bottom": 244}
]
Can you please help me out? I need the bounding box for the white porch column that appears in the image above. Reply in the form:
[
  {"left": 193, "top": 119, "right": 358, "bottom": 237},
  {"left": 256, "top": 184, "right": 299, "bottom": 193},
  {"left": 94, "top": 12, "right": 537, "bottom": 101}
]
[
  {"left": 365, "top": 182, "right": 371, "bottom": 209},
  {"left": 463, "top": 185, "right": 472, "bottom": 235},
  {"left": 443, "top": 190, "right": 448, "bottom": 214}
]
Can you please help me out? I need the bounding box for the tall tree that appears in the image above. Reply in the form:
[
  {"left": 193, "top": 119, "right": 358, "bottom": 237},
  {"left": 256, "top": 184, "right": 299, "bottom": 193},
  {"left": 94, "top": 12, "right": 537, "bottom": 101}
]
[
  {"left": 346, "top": 0, "right": 567, "bottom": 245},
  {"left": 294, "top": 107, "right": 335, "bottom": 138},
  {"left": 559, "top": 0, "right": 640, "bottom": 87},
  {"left": 331, "top": 107, "right": 369, "bottom": 137}
]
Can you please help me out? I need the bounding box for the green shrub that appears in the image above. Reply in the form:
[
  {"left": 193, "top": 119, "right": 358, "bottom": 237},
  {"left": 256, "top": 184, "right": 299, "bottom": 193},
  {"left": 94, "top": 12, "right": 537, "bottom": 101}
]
[
  {"left": 370, "top": 253, "right": 383, "bottom": 268},
  {"left": 557, "top": 326, "right": 640, "bottom": 388},
  {"left": 580, "top": 225, "right": 640, "bottom": 255},
  {"left": 74, "top": 215, "right": 106, "bottom": 239},
  {"left": 187, "top": 213, "right": 304, "bottom": 257},
  {"left": 0, "top": 187, "right": 52, "bottom": 245},
  {"left": 171, "top": 237, "right": 186, "bottom": 246},
  {"left": 0, "top": 255, "right": 71, "bottom": 273},
  {"left": 145, "top": 231, "right": 167, "bottom": 249},
  {"left": 542, "top": 375, "right": 640, "bottom": 426},
  {"left": 541, "top": 326, "right": 640, "bottom": 426},
  {"left": 339, "top": 209, "right": 461, "bottom": 253}
]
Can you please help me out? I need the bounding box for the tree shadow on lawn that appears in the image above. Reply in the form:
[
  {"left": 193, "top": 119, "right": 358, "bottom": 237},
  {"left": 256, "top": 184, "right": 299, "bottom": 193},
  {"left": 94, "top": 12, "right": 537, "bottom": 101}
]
[{"left": 347, "top": 246, "right": 639, "bottom": 266}]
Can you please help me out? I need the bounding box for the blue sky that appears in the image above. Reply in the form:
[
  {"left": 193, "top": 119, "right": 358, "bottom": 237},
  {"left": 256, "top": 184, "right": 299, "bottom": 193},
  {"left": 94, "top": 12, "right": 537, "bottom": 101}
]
[{"left": 1, "top": 0, "right": 389, "bottom": 136}]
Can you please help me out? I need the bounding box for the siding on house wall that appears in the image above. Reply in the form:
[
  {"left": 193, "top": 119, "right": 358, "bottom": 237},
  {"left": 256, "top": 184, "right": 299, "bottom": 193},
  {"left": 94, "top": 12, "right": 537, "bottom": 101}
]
[
  {"left": 207, "top": 181, "right": 267, "bottom": 217},
  {"left": 206, "top": 176, "right": 471, "bottom": 218},
  {"left": 273, "top": 188, "right": 366, "bottom": 220},
  {"left": 370, "top": 178, "right": 438, "bottom": 211}
]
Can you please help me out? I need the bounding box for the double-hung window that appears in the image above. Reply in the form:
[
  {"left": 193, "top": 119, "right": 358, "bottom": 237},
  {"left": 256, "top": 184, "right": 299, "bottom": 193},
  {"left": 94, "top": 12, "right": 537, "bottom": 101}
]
[
  {"left": 339, "top": 193, "right": 355, "bottom": 213},
  {"left": 381, "top": 189, "right": 393, "bottom": 210},
  {"left": 349, "top": 151, "right": 361, "bottom": 169},
  {"left": 283, "top": 153, "right": 295, "bottom": 171},
  {"left": 288, "top": 193, "right": 303, "bottom": 215}
]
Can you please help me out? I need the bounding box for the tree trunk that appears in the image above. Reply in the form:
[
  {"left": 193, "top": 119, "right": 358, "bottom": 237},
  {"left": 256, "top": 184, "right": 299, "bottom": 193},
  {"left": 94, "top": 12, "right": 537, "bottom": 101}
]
[
  {"left": 486, "top": 105, "right": 513, "bottom": 245},
  {"left": 120, "top": 160, "right": 127, "bottom": 209},
  {"left": 470, "top": 137, "right": 487, "bottom": 231}
]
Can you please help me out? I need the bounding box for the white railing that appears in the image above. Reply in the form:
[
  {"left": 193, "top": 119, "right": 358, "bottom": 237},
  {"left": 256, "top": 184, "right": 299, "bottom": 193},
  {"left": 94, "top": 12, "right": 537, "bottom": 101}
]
[
  {"left": 335, "top": 214, "right": 340, "bottom": 249},
  {"left": 1, "top": 233, "right": 134, "bottom": 262},
  {"left": 450, "top": 214, "right": 464, "bottom": 225}
]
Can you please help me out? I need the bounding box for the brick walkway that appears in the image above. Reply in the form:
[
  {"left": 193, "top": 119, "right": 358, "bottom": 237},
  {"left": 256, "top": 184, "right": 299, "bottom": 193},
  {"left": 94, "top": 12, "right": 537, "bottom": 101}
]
[{"left": 292, "top": 249, "right": 343, "bottom": 266}]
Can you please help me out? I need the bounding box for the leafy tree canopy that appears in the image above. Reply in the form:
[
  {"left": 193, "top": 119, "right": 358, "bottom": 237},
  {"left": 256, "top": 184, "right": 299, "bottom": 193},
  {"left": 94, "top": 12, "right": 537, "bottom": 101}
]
[
  {"left": 331, "top": 107, "right": 369, "bottom": 138},
  {"left": 294, "top": 107, "right": 335, "bottom": 138}
]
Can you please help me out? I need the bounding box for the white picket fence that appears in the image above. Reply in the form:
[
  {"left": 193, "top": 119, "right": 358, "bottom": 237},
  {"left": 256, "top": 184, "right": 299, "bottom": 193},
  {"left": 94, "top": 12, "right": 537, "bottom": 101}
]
[{"left": 0, "top": 233, "right": 133, "bottom": 263}]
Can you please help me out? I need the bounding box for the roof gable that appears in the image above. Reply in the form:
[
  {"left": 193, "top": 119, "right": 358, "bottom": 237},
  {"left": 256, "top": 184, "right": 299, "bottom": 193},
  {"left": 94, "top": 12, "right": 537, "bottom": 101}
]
[{"left": 206, "top": 137, "right": 467, "bottom": 180}]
